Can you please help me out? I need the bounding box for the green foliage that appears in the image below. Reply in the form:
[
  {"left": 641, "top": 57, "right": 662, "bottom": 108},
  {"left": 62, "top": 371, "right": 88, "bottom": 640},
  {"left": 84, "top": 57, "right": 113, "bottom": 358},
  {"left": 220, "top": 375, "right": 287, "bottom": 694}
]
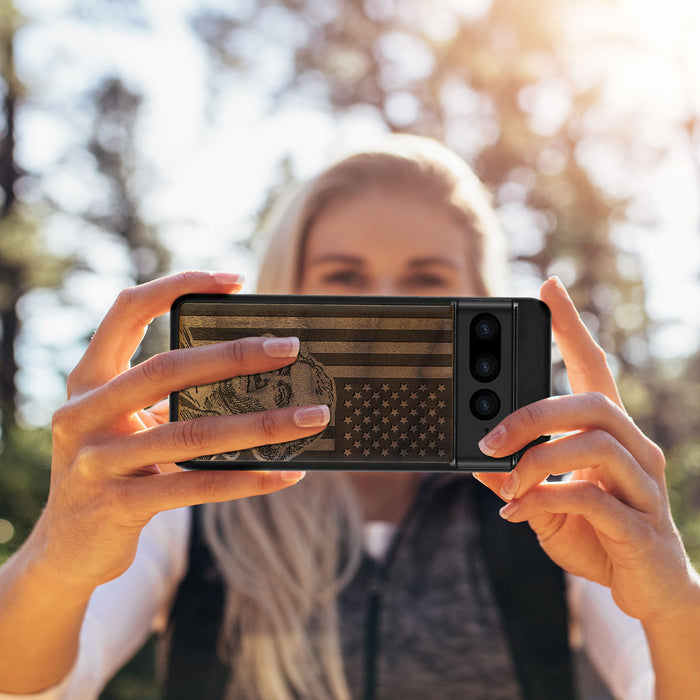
[{"left": 0, "top": 420, "right": 51, "bottom": 564}]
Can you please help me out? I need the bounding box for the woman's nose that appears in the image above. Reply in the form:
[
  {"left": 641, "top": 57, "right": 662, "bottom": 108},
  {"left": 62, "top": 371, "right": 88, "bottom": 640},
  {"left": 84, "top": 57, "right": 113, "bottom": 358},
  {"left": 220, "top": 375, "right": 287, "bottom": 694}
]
[{"left": 370, "top": 279, "right": 399, "bottom": 296}]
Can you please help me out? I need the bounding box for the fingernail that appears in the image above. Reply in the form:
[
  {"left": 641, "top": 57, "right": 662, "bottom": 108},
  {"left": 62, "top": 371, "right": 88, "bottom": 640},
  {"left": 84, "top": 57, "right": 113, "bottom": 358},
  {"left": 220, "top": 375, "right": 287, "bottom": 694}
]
[
  {"left": 212, "top": 272, "right": 246, "bottom": 285},
  {"left": 499, "top": 501, "right": 518, "bottom": 520},
  {"left": 281, "top": 470, "right": 306, "bottom": 483},
  {"left": 263, "top": 337, "right": 300, "bottom": 358},
  {"left": 294, "top": 404, "right": 330, "bottom": 428},
  {"left": 500, "top": 470, "right": 520, "bottom": 500},
  {"left": 548, "top": 275, "right": 569, "bottom": 297},
  {"left": 479, "top": 425, "right": 506, "bottom": 456}
]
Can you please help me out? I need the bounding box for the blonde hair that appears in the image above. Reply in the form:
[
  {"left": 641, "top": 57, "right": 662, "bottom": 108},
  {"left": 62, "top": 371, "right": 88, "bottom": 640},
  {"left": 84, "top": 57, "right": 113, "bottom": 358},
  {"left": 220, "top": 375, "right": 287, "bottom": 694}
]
[{"left": 203, "top": 135, "right": 508, "bottom": 699}]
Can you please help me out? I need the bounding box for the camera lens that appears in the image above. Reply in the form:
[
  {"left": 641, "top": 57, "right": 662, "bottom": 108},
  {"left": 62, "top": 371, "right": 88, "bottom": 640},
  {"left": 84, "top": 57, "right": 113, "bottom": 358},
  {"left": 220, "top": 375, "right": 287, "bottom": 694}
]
[
  {"left": 474, "top": 354, "right": 499, "bottom": 381},
  {"left": 473, "top": 314, "right": 500, "bottom": 341},
  {"left": 470, "top": 390, "right": 500, "bottom": 421}
]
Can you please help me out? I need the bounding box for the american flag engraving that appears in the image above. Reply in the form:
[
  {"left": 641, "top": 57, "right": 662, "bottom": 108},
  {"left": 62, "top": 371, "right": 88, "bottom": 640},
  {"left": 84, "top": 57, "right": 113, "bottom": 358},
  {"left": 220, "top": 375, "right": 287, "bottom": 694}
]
[{"left": 176, "top": 300, "right": 454, "bottom": 465}]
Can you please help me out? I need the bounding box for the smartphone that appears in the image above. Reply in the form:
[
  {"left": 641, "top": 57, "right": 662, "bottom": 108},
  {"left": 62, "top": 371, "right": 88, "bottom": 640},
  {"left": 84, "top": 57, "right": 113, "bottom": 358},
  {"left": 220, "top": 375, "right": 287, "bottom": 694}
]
[{"left": 169, "top": 294, "right": 551, "bottom": 471}]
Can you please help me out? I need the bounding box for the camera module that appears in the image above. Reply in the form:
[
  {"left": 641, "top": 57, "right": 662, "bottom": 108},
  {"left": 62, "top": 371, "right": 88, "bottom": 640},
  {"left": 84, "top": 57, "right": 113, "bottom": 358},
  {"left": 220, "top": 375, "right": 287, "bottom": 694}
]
[{"left": 470, "top": 389, "right": 500, "bottom": 421}]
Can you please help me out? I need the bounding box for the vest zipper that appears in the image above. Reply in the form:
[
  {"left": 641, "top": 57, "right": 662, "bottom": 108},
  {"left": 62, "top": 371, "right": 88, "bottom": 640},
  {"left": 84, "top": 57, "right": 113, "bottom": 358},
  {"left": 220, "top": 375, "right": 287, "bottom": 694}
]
[{"left": 363, "top": 557, "right": 382, "bottom": 700}]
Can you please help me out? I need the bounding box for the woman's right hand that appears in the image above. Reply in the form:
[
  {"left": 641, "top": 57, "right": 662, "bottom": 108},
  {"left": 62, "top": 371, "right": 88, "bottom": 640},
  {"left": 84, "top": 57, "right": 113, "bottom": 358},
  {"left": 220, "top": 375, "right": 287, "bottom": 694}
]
[{"left": 38, "top": 271, "right": 328, "bottom": 590}]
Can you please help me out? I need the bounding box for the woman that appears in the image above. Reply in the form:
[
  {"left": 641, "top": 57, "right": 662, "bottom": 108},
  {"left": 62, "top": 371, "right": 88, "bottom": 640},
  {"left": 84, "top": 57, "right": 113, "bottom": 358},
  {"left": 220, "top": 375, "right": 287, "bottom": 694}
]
[{"left": 0, "top": 136, "right": 698, "bottom": 700}]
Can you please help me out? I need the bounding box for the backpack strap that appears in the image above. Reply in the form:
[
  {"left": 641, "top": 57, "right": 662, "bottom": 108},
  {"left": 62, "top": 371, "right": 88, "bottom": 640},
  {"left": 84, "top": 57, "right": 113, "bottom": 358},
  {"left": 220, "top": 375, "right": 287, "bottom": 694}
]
[
  {"left": 473, "top": 483, "right": 578, "bottom": 700},
  {"left": 161, "top": 504, "right": 229, "bottom": 700}
]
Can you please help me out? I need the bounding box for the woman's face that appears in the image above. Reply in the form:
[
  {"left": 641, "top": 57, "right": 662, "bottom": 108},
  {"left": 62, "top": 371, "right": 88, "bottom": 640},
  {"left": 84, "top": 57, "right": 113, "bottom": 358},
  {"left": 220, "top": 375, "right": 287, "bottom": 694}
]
[{"left": 297, "top": 190, "right": 478, "bottom": 296}]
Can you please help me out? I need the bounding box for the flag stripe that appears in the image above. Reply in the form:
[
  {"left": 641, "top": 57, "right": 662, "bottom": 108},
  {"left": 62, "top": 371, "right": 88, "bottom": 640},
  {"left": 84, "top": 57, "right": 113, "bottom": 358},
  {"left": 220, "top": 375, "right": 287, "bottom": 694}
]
[
  {"left": 311, "top": 353, "right": 452, "bottom": 367},
  {"left": 179, "top": 303, "right": 453, "bottom": 319},
  {"left": 185, "top": 316, "right": 452, "bottom": 330},
  {"left": 318, "top": 366, "right": 452, "bottom": 378},
  {"left": 189, "top": 327, "right": 452, "bottom": 343}
]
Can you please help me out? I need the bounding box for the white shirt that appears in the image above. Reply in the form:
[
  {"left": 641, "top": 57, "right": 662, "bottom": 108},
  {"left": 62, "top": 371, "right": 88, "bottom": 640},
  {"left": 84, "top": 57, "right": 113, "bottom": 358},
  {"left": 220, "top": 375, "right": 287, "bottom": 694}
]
[{"left": 0, "top": 507, "right": 654, "bottom": 700}]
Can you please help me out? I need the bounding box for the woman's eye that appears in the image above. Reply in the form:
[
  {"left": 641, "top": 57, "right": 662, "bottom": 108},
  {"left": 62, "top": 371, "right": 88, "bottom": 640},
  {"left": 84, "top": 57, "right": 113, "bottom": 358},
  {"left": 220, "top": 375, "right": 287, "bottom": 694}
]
[
  {"left": 404, "top": 274, "right": 448, "bottom": 289},
  {"left": 322, "top": 270, "right": 367, "bottom": 287}
]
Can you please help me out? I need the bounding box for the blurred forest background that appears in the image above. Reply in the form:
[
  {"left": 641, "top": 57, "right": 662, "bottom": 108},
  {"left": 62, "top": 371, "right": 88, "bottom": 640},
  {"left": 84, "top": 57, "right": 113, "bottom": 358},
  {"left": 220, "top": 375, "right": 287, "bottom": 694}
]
[{"left": 1, "top": 0, "right": 700, "bottom": 697}]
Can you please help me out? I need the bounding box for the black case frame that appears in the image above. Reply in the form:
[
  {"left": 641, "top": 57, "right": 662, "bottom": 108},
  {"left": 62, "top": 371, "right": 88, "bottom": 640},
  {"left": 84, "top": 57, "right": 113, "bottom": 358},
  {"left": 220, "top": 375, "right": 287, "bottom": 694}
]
[{"left": 170, "top": 294, "right": 551, "bottom": 471}]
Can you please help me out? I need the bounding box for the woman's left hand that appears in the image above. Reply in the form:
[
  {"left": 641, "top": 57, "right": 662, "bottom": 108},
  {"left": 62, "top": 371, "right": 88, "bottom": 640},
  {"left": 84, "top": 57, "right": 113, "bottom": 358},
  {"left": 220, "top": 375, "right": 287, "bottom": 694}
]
[{"left": 474, "top": 277, "right": 698, "bottom": 625}]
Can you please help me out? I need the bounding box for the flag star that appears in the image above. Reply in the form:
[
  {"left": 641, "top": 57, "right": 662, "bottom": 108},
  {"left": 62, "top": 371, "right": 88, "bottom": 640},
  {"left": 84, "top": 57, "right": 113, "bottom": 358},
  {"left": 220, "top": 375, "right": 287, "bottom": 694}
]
[
  {"left": 437, "top": 416, "right": 446, "bottom": 424},
  {"left": 344, "top": 448, "right": 352, "bottom": 457},
  {"left": 438, "top": 400, "right": 446, "bottom": 409},
  {"left": 381, "top": 400, "right": 390, "bottom": 408},
  {"left": 410, "top": 441, "right": 418, "bottom": 449},
  {"left": 372, "top": 441, "right": 380, "bottom": 449},
  {"left": 419, "top": 383, "right": 428, "bottom": 391},
  {"left": 354, "top": 408, "right": 362, "bottom": 416},
  {"left": 363, "top": 399, "right": 371, "bottom": 408},
  {"left": 428, "top": 408, "right": 437, "bottom": 416},
  {"left": 372, "top": 408, "right": 381, "bottom": 416},
  {"left": 438, "top": 384, "right": 446, "bottom": 392},
  {"left": 419, "top": 448, "right": 427, "bottom": 457},
  {"left": 344, "top": 383, "right": 353, "bottom": 391},
  {"left": 409, "top": 408, "right": 418, "bottom": 416},
  {"left": 391, "top": 440, "right": 399, "bottom": 449},
  {"left": 353, "top": 424, "right": 363, "bottom": 433},
  {"left": 363, "top": 448, "right": 371, "bottom": 457},
  {"left": 428, "top": 425, "right": 437, "bottom": 433},
  {"left": 354, "top": 392, "right": 362, "bottom": 400},
  {"left": 438, "top": 449, "right": 446, "bottom": 457},
  {"left": 381, "top": 383, "right": 390, "bottom": 391},
  {"left": 399, "top": 383, "right": 408, "bottom": 392},
  {"left": 372, "top": 392, "right": 380, "bottom": 400},
  {"left": 371, "top": 424, "right": 381, "bottom": 433},
  {"left": 391, "top": 424, "right": 400, "bottom": 433},
  {"left": 363, "top": 383, "right": 371, "bottom": 391},
  {"left": 344, "top": 416, "right": 353, "bottom": 424},
  {"left": 428, "top": 392, "right": 436, "bottom": 400},
  {"left": 362, "top": 416, "right": 372, "bottom": 424},
  {"left": 344, "top": 432, "right": 352, "bottom": 440},
  {"left": 400, "top": 400, "right": 408, "bottom": 408},
  {"left": 344, "top": 400, "right": 353, "bottom": 408},
  {"left": 391, "top": 408, "right": 399, "bottom": 416},
  {"left": 409, "top": 392, "right": 418, "bottom": 400},
  {"left": 354, "top": 441, "right": 362, "bottom": 448},
  {"left": 438, "top": 432, "right": 446, "bottom": 441},
  {"left": 419, "top": 416, "right": 427, "bottom": 424},
  {"left": 399, "top": 416, "right": 408, "bottom": 424},
  {"left": 418, "top": 401, "right": 427, "bottom": 410},
  {"left": 381, "top": 448, "right": 389, "bottom": 456},
  {"left": 381, "top": 416, "right": 390, "bottom": 424},
  {"left": 409, "top": 424, "right": 419, "bottom": 433},
  {"left": 428, "top": 440, "right": 436, "bottom": 449},
  {"left": 391, "top": 392, "right": 399, "bottom": 400},
  {"left": 400, "top": 449, "right": 408, "bottom": 457}
]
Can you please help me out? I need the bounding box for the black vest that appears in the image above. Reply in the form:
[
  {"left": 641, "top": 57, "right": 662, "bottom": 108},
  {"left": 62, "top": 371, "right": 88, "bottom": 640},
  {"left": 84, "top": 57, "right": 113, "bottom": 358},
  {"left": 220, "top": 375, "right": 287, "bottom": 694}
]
[{"left": 161, "top": 480, "right": 576, "bottom": 700}]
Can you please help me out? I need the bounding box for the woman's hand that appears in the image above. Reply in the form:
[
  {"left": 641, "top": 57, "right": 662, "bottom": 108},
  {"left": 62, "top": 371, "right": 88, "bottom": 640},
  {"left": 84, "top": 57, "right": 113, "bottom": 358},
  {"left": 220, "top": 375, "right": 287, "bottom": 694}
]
[
  {"left": 474, "top": 277, "right": 699, "bottom": 625},
  {"left": 38, "top": 271, "right": 329, "bottom": 590}
]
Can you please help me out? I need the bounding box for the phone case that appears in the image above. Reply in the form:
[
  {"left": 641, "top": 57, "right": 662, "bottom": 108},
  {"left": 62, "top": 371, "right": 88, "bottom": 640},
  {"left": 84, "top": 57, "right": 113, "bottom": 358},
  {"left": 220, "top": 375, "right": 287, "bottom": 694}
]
[{"left": 169, "top": 294, "right": 551, "bottom": 471}]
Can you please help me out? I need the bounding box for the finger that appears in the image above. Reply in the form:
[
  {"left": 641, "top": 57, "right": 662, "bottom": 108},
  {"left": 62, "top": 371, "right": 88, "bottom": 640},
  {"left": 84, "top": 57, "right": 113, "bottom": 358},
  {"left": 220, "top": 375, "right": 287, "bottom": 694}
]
[
  {"left": 478, "top": 393, "right": 665, "bottom": 480},
  {"left": 499, "top": 480, "right": 642, "bottom": 545},
  {"left": 497, "top": 429, "right": 659, "bottom": 512},
  {"left": 70, "top": 271, "right": 244, "bottom": 393},
  {"left": 145, "top": 399, "right": 170, "bottom": 426},
  {"left": 125, "top": 468, "right": 307, "bottom": 517},
  {"left": 84, "top": 336, "right": 300, "bottom": 421},
  {"left": 92, "top": 404, "right": 330, "bottom": 473},
  {"left": 540, "top": 277, "right": 623, "bottom": 408}
]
